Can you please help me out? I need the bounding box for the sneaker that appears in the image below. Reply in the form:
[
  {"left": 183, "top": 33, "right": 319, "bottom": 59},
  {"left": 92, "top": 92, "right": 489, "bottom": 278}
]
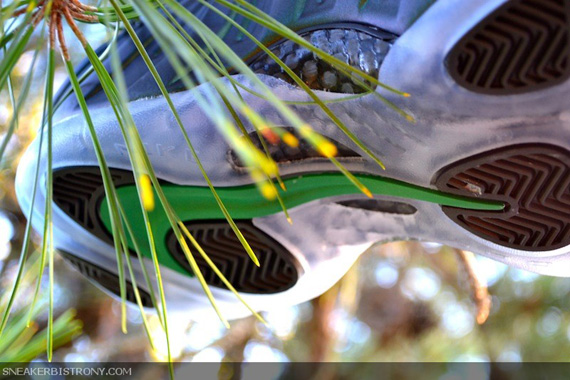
[{"left": 16, "top": 0, "right": 570, "bottom": 319}]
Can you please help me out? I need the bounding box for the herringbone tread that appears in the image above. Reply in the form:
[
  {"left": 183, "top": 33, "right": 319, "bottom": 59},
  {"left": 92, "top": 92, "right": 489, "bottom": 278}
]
[
  {"left": 53, "top": 167, "right": 300, "bottom": 296},
  {"left": 60, "top": 250, "right": 153, "bottom": 307},
  {"left": 167, "top": 221, "right": 301, "bottom": 294},
  {"left": 53, "top": 168, "right": 134, "bottom": 237},
  {"left": 447, "top": 0, "right": 570, "bottom": 94},
  {"left": 435, "top": 144, "right": 570, "bottom": 251}
]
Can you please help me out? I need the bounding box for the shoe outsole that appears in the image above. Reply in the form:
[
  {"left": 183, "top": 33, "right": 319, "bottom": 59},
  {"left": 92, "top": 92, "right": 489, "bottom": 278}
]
[
  {"left": 435, "top": 144, "right": 570, "bottom": 251},
  {"left": 446, "top": 0, "right": 570, "bottom": 94},
  {"left": 60, "top": 250, "right": 153, "bottom": 307},
  {"left": 53, "top": 167, "right": 302, "bottom": 295},
  {"left": 166, "top": 221, "right": 302, "bottom": 294},
  {"left": 439, "top": 0, "right": 570, "bottom": 251},
  {"left": 15, "top": 0, "right": 570, "bottom": 315},
  {"left": 52, "top": 168, "right": 134, "bottom": 241}
]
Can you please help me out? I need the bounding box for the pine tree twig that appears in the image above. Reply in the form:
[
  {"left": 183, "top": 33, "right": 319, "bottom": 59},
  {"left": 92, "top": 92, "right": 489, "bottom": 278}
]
[{"left": 454, "top": 249, "right": 492, "bottom": 325}]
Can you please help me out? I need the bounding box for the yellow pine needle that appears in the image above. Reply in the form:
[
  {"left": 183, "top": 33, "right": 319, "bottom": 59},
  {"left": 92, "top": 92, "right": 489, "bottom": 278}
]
[
  {"left": 259, "top": 156, "right": 279, "bottom": 177},
  {"left": 282, "top": 132, "right": 299, "bottom": 148},
  {"left": 260, "top": 180, "right": 278, "bottom": 200},
  {"left": 10, "top": 322, "right": 38, "bottom": 355},
  {"left": 118, "top": 240, "right": 130, "bottom": 336},
  {"left": 177, "top": 235, "right": 230, "bottom": 328},
  {"left": 234, "top": 138, "right": 278, "bottom": 177},
  {"left": 26, "top": 0, "right": 37, "bottom": 12},
  {"left": 122, "top": 243, "right": 155, "bottom": 349},
  {"left": 140, "top": 174, "right": 155, "bottom": 211},
  {"left": 264, "top": 175, "right": 292, "bottom": 223},
  {"left": 317, "top": 141, "right": 338, "bottom": 158},
  {"left": 260, "top": 127, "right": 280, "bottom": 145},
  {"left": 330, "top": 157, "right": 373, "bottom": 198},
  {"left": 48, "top": 222, "right": 54, "bottom": 361},
  {"left": 298, "top": 124, "right": 338, "bottom": 158},
  {"left": 240, "top": 104, "right": 257, "bottom": 122},
  {"left": 251, "top": 169, "right": 280, "bottom": 201},
  {"left": 298, "top": 124, "right": 312, "bottom": 135},
  {"left": 278, "top": 177, "right": 287, "bottom": 191},
  {"left": 178, "top": 222, "right": 268, "bottom": 326}
]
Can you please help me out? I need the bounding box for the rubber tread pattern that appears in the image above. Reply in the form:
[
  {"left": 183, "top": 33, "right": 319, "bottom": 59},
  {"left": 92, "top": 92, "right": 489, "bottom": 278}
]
[
  {"left": 166, "top": 221, "right": 301, "bottom": 294},
  {"left": 60, "top": 250, "right": 153, "bottom": 307},
  {"left": 435, "top": 144, "right": 570, "bottom": 251},
  {"left": 53, "top": 168, "right": 134, "bottom": 241},
  {"left": 53, "top": 168, "right": 301, "bottom": 295},
  {"left": 447, "top": 0, "right": 570, "bottom": 94}
]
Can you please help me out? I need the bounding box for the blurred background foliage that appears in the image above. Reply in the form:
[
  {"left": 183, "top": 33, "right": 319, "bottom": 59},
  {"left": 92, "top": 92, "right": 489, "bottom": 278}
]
[{"left": 1, "top": 14, "right": 570, "bottom": 376}]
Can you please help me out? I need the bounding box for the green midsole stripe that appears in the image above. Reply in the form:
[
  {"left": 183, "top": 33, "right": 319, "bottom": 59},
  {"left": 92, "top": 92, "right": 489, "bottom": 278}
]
[{"left": 100, "top": 173, "right": 504, "bottom": 276}]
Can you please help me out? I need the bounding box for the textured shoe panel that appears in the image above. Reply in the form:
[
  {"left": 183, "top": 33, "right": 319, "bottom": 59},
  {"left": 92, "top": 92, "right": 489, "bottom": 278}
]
[
  {"left": 53, "top": 168, "right": 135, "bottom": 241},
  {"left": 229, "top": 127, "right": 362, "bottom": 169},
  {"left": 447, "top": 0, "right": 570, "bottom": 94},
  {"left": 435, "top": 144, "right": 570, "bottom": 251},
  {"left": 53, "top": 168, "right": 301, "bottom": 295},
  {"left": 60, "top": 250, "right": 153, "bottom": 307},
  {"left": 166, "top": 221, "right": 302, "bottom": 294},
  {"left": 250, "top": 27, "right": 394, "bottom": 93},
  {"left": 70, "top": 25, "right": 393, "bottom": 110}
]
